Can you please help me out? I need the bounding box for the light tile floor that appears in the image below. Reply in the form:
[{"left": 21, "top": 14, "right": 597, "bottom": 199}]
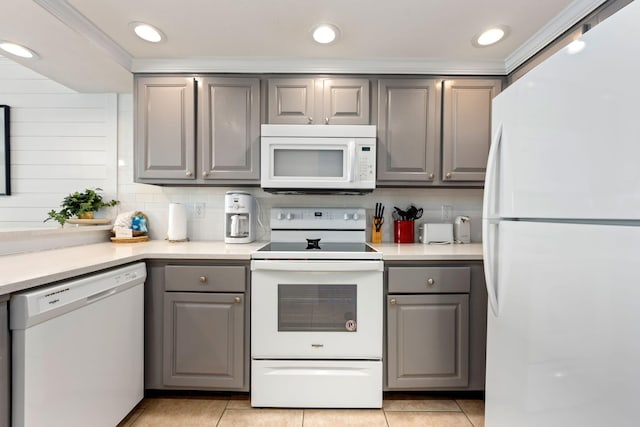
[{"left": 119, "top": 393, "right": 484, "bottom": 427}]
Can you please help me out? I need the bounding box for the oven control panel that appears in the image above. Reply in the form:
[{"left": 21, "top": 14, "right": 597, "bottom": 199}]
[{"left": 271, "top": 208, "right": 366, "bottom": 230}]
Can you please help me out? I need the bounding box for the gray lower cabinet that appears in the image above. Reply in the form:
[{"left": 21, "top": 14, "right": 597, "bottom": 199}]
[
  {"left": 385, "top": 263, "right": 487, "bottom": 391},
  {"left": 442, "top": 79, "right": 502, "bottom": 182},
  {"left": 163, "top": 292, "right": 244, "bottom": 389},
  {"left": 144, "top": 261, "right": 249, "bottom": 391},
  {"left": 134, "top": 75, "right": 260, "bottom": 185},
  {"left": 0, "top": 295, "right": 9, "bottom": 427},
  {"left": 267, "top": 77, "right": 370, "bottom": 125}
]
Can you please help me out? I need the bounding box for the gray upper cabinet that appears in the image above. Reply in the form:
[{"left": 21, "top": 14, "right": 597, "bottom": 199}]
[
  {"left": 442, "top": 79, "right": 502, "bottom": 182},
  {"left": 199, "top": 77, "right": 260, "bottom": 181},
  {"left": 377, "top": 79, "right": 440, "bottom": 183},
  {"left": 135, "top": 76, "right": 196, "bottom": 181},
  {"left": 134, "top": 75, "right": 260, "bottom": 185},
  {"left": 267, "top": 78, "right": 315, "bottom": 124},
  {"left": 267, "top": 77, "right": 370, "bottom": 125}
]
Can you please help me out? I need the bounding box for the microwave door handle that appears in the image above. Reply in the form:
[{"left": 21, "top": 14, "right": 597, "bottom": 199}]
[{"left": 347, "top": 141, "right": 356, "bottom": 182}]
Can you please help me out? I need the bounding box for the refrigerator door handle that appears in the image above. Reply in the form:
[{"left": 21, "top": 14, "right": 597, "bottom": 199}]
[
  {"left": 483, "top": 220, "right": 500, "bottom": 316},
  {"left": 483, "top": 123, "right": 502, "bottom": 220},
  {"left": 483, "top": 123, "right": 503, "bottom": 316}
]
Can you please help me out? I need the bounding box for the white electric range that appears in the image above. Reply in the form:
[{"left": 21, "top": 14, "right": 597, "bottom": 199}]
[{"left": 251, "top": 207, "right": 383, "bottom": 408}]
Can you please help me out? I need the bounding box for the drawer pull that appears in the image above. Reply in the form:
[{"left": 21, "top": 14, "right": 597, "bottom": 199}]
[
  {"left": 426, "top": 278, "right": 435, "bottom": 286},
  {"left": 234, "top": 297, "right": 241, "bottom": 304},
  {"left": 199, "top": 276, "right": 207, "bottom": 283},
  {"left": 390, "top": 298, "right": 397, "bottom": 305}
]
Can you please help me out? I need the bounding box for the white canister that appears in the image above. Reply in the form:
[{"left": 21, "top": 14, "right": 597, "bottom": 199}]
[{"left": 167, "top": 203, "right": 188, "bottom": 241}]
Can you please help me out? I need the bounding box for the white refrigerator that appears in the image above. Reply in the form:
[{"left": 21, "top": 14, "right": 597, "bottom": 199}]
[{"left": 483, "top": 1, "right": 640, "bottom": 426}]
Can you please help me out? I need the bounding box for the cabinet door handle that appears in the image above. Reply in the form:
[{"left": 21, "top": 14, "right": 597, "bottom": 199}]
[
  {"left": 186, "top": 170, "right": 193, "bottom": 177},
  {"left": 308, "top": 116, "right": 313, "bottom": 124},
  {"left": 426, "top": 278, "right": 435, "bottom": 286},
  {"left": 445, "top": 172, "right": 452, "bottom": 179},
  {"left": 325, "top": 117, "right": 329, "bottom": 124},
  {"left": 428, "top": 173, "right": 434, "bottom": 180},
  {"left": 199, "top": 276, "right": 207, "bottom": 283},
  {"left": 234, "top": 297, "right": 241, "bottom": 304},
  {"left": 389, "top": 298, "right": 397, "bottom": 305},
  {"left": 202, "top": 171, "right": 209, "bottom": 177}
]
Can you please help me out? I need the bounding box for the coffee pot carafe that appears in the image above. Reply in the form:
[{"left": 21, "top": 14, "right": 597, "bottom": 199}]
[{"left": 225, "top": 191, "right": 256, "bottom": 243}]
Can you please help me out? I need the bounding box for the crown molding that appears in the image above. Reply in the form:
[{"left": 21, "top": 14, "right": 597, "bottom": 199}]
[
  {"left": 504, "top": 0, "right": 607, "bottom": 73},
  {"left": 131, "top": 57, "right": 508, "bottom": 76},
  {"left": 34, "top": 0, "right": 133, "bottom": 70}
]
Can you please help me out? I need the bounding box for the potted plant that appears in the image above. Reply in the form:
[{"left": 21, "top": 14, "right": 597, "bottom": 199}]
[{"left": 45, "top": 188, "right": 119, "bottom": 226}]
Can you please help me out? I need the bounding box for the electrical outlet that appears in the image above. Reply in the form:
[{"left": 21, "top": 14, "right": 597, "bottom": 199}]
[
  {"left": 194, "top": 202, "right": 205, "bottom": 219},
  {"left": 441, "top": 205, "right": 453, "bottom": 221}
]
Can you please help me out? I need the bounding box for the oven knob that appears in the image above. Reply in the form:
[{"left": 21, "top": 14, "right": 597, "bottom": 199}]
[
  {"left": 352, "top": 213, "right": 360, "bottom": 221},
  {"left": 343, "top": 213, "right": 350, "bottom": 220},
  {"left": 286, "top": 212, "right": 294, "bottom": 220}
]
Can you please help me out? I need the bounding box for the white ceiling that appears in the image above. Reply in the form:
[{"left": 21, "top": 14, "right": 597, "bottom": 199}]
[{"left": 0, "top": 0, "right": 607, "bottom": 93}]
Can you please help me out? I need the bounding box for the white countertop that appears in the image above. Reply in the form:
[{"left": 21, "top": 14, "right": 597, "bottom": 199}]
[
  {"left": 370, "top": 242, "right": 483, "bottom": 261},
  {"left": 0, "top": 240, "right": 483, "bottom": 296},
  {"left": 0, "top": 240, "right": 266, "bottom": 296}
]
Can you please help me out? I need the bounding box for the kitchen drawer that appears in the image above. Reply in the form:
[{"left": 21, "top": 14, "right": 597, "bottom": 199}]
[
  {"left": 388, "top": 266, "right": 470, "bottom": 293},
  {"left": 165, "top": 265, "right": 245, "bottom": 292}
]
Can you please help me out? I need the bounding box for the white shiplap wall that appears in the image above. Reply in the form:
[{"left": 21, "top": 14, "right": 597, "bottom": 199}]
[
  {"left": 1, "top": 57, "right": 484, "bottom": 242},
  {"left": 0, "top": 57, "right": 119, "bottom": 229}
]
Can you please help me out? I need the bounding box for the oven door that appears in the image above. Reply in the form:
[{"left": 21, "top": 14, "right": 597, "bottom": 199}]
[{"left": 251, "top": 260, "right": 383, "bottom": 359}]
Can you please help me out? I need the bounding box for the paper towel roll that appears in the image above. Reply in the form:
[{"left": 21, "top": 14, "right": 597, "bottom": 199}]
[{"left": 167, "top": 203, "right": 188, "bottom": 241}]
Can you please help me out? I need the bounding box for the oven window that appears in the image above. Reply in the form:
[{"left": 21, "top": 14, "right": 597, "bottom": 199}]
[
  {"left": 278, "top": 284, "right": 357, "bottom": 332},
  {"left": 273, "top": 149, "right": 343, "bottom": 177}
]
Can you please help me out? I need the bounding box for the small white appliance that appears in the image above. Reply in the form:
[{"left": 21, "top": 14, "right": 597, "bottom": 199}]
[
  {"left": 10, "top": 263, "right": 146, "bottom": 427},
  {"left": 224, "top": 191, "right": 256, "bottom": 243},
  {"left": 251, "top": 208, "right": 383, "bottom": 408},
  {"left": 419, "top": 223, "right": 453, "bottom": 244},
  {"left": 453, "top": 216, "right": 471, "bottom": 243},
  {"left": 483, "top": 3, "right": 640, "bottom": 425},
  {"left": 260, "top": 124, "right": 376, "bottom": 194}
]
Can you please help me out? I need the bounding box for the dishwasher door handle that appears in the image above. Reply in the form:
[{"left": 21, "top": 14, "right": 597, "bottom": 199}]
[{"left": 87, "top": 288, "right": 117, "bottom": 303}]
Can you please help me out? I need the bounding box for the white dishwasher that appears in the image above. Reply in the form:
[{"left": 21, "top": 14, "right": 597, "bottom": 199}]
[{"left": 10, "top": 262, "right": 146, "bottom": 427}]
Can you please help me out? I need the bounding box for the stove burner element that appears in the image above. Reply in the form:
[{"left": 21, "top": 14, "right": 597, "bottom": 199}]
[{"left": 306, "top": 238, "right": 321, "bottom": 250}]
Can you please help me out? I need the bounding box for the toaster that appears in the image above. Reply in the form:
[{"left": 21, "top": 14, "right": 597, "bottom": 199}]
[{"left": 420, "top": 223, "right": 453, "bottom": 244}]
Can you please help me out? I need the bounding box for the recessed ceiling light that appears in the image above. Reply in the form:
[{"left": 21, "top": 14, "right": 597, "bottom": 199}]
[
  {"left": 0, "top": 41, "right": 38, "bottom": 59},
  {"left": 129, "top": 22, "right": 165, "bottom": 43},
  {"left": 566, "top": 39, "right": 586, "bottom": 54},
  {"left": 312, "top": 24, "right": 340, "bottom": 44},
  {"left": 473, "top": 26, "right": 509, "bottom": 47}
]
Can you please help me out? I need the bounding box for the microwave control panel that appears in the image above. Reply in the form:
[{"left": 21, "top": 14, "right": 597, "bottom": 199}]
[{"left": 358, "top": 144, "right": 376, "bottom": 182}]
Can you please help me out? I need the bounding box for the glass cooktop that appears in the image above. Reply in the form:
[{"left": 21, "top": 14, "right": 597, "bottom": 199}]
[
  {"left": 258, "top": 241, "right": 376, "bottom": 253},
  {"left": 252, "top": 240, "right": 381, "bottom": 260}
]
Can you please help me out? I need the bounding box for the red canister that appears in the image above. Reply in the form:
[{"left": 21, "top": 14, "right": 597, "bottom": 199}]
[{"left": 394, "top": 220, "right": 415, "bottom": 243}]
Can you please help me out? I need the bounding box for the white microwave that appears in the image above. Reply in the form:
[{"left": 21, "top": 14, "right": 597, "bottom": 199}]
[{"left": 260, "top": 124, "right": 376, "bottom": 194}]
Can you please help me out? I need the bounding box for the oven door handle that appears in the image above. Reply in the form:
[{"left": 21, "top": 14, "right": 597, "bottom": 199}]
[{"left": 251, "top": 260, "right": 384, "bottom": 272}]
